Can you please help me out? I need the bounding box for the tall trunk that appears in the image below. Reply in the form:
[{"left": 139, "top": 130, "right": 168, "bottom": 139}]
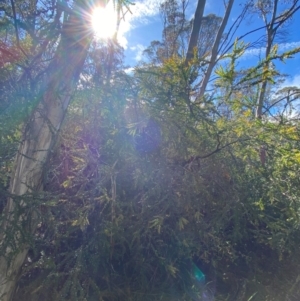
[
  {"left": 256, "top": 29, "right": 273, "bottom": 165},
  {"left": 255, "top": 0, "right": 278, "bottom": 119},
  {"left": 198, "top": 0, "right": 234, "bottom": 98},
  {"left": 0, "top": 3, "right": 93, "bottom": 300},
  {"left": 185, "top": 0, "right": 206, "bottom": 64},
  {"left": 256, "top": 0, "right": 300, "bottom": 119},
  {"left": 255, "top": 39, "right": 272, "bottom": 119},
  {"left": 255, "top": 0, "right": 278, "bottom": 166}
]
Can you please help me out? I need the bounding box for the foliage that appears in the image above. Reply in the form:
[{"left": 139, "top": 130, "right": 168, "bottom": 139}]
[
  {"left": 6, "top": 46, "right": 300, "bottom": 301},
  {"left": 1, "top": 0, "right": 300, "bottom": 301}
]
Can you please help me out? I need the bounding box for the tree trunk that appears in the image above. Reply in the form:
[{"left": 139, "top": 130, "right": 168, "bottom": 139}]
[
  {"left": 185, "top": 0, "right": 206, "bottom": 64},
  {"left": 255, "top": 38, "right": 272, "bottom": 119},
  {"left": 255, "top": 0, "right": 278, "bottom": 166},
  {"left": 255, "top": 0, "right": 278, "bottom": 119},
  {"left": 0, "top": 4, "right": 93, "bottom": 300},
  {"left": 198, "top": 0, "right": 234, "bottom": 98}
]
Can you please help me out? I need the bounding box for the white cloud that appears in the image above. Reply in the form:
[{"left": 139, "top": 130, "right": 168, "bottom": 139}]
[
  {"left": 279, "top": 41, "right": 300, "bottom": 51},
  {"left": 124, "top": 67, "right": 135, "bottom": 74},
  {"left": 242, "top": 47, "right": 263, "bottom": 58},
  {"left": 116, "top": 0, "right": 214, "bottom": 49},
  {"left": 281, "top": 74, "right": 300, "bottom": 89},
  {"left": 131, "top": 0, "right": 163, "bottom": 20},
  {"left": 130, "top": 44, "right": 146, "bottom": 61},
  {"left": 240, "top": 41, "right": 300, "bottom": 60},
  {"left": 117, "top": 0, "right": 163, "bottom": 49}
]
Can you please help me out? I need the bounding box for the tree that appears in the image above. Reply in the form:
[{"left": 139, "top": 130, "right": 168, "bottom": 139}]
[
  {"left": 143, "top": 0, "right": 191, "bottom": 63},
  {"left": 251, "top": 0, "right": 300, "bottom": 118},
  {"left": 245, "top": 0, "right": 300, "bottom": 166},
  {"left": 185, "top": 0, "right": 206, "bottom": 63},
  {"left": 0, "top": 1, "right": 128, "bottom": 300},
  {"left": 198, "top": 0, "right": 234, "bottom": 98}
]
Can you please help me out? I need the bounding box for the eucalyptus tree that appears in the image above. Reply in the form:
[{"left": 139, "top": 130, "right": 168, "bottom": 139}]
[
  {"left": 143, "top": 0, "right": 191, "bottom": 62},
  {"left": 0, "top": 1, "right": 129, "bottom": 300},
  {"left": 197, "top": 0, "right": 234, "bottom": 98},
  {"left": 185, "top": 0, "right": 207, "bottom": 63},
  {"left": 241, "top": 0, "right": 300, "bottom": 166},
  {"left": 249, "top": 0, "right": 300, "bottom": 119},
  {"left": 143, "top": 0, "right": 235, "bottom": 102}
]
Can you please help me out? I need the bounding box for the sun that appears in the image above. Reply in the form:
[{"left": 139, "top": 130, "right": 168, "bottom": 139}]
[{"left": 92, "top": 2, "right": 117, "bottom": 39}]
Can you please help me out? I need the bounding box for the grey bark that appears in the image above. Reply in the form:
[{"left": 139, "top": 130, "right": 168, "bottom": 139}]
[
  {"left": 0, "top": 4, "right": 93, "bottom": 300},
  {"left": 256, "top": 0, "right": 300, "bottom": 119},
  {"left": 255, "top": 0, "right": 278, "bottom": 119},
  {"left": 185, "top": 0, "right": 206, "bottom": 64},
  {"left": 198, "top": 0, "right": 234, "bottom": 98}
]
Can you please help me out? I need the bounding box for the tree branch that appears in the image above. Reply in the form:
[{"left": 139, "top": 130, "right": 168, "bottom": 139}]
[{"left": 10, "top": 0, "right": 28, "bottom": 58}]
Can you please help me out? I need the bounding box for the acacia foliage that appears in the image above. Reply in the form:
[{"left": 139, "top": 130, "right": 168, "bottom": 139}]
[{"left": 6, "top": 41, "right": 300, "bottom": 301}]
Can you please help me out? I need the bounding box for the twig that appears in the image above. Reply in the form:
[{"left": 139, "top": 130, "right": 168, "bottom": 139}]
[{"left": 10, "top": 0, "right": 28, "bottom": 58}]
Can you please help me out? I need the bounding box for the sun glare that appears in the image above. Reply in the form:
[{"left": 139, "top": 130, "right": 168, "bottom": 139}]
[{"left": 92, "top": 3, "right": 117, "bottom": 39}]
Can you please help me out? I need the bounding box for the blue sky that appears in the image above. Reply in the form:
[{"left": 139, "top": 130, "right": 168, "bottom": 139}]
[{"left": 112, "top": 0, "right": 300, "bottom": 88}]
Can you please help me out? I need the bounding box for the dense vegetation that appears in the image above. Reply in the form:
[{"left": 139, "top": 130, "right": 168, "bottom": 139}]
[{"left": 1, "top": 0, "right": 300, "bottom": 300}]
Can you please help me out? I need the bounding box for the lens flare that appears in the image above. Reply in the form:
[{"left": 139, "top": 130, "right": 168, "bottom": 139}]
[
  {"left": 193, "top": 264, "right": 205, "bottom": 283},
  {"left": 92, "top": 2, "right": 117, "bottom": 39}
]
